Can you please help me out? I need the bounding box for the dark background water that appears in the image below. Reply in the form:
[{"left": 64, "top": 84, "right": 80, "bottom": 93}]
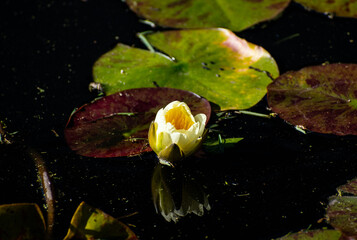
[{"left": 1, "top": 0, "right": 357, "bottom": 239}]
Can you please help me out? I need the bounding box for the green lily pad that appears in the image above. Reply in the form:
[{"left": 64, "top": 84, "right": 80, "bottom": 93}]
[
  {"left": 203, "top": 135, "right": 243, "bottom": 153},
  {"left": 0, "top": 203, "right": 46, "bottom": 240},
  {"left": 275, "top": 229, "right": 342, "bottom": 240},
  {"left": 295, "top": 0, "right": 357, "bottom": 18},
  {"left": 64, "top": 87, "right": 211, "bottom": 157},
  {"left": 126, "top": 0, "right": 290, "bottom": 32},
  {"left": 327, "top": 196, "right": 357, "bottom": 237},
  {"left": 93, "top": 28, "right": 279, "bottom": 110},
  {"left": 64, "top": 202, "right": 137, "bottom": 240},
  {"left": 267, "top": 63, "right": 357, "bottom": 135}
]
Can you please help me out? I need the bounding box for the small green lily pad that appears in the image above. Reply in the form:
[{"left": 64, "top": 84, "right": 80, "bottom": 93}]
[
  {"left": 0, "top": 203, "right": 46, "bottom": 240},
  {"left": 327, "top": 196, "right": 357, "bottom": 237},
  {"left": 203, "top": 136, "right": 243, "bottom": 153},
  {"left": 64, "top": 202, "right": 137, "bottom": 240},
  {"left": 267, "top": 63, "right": 357, "bottom": 135},
  {"left": 126, "top": 0, "right": 290, "bottom": 32},
  {"left": 295, "top": 0, "right": 357, "bottom": 18},
  {"left": 275, "top": 229, "right": 342, "bottom": 240},
  {"left": 93, "top": 28, "right": 279, "bottom": 110}
]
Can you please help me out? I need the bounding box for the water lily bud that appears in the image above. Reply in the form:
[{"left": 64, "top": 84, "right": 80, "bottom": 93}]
[{"left": 148, "top": 101, "right": 207, "bottom": 165}]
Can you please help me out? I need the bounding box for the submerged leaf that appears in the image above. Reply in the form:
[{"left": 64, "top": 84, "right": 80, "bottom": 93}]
[
  {"left": 65, "top": 87, "right": 210, "bottom": 157},
  {"left": 126, "top": 0, "right": 290, "bottom": 32},
  {"left": 0, "top": 203, "right": 46, "bottom": 240},
  {"left": 275, "top": 229, "right": 342, "bottom": 240},
  {"left": 93, "top": 28, "right": 279, "bottom": 110},
  {"left": 267, "top": 63, "right": 357, "bottom": 135},
  {"left": 295, "top": 0, "right": 357, "bottom": 18},
  {"left": 64, "top": 202, "right": 137, "bottom": 240}
]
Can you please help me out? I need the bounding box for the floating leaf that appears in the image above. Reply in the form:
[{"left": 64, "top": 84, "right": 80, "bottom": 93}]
[
  {"left": 0, "top": 203, "right": 46, "bottom": 240},
  {"left": 327, "top": 196, "right": 357, "bottom": 237},
  {"left": 203, "top": 135, "right": 243, "bottom": 153},
  {"left": 267, "top": 63, "right": 357, "bottom": 135},
  {"left": 64, "top": 202, "right": 137, "bottom": 240},
  {"left": 295, "top": 0, "right": 357, "bottom": 18},
  {"left": 125, "top": 0, "right": 290, "bottom": 32},
  {"left": 93, "top": 28, "right": 279, "bottom": 110},
  {"left": 337, "top": 178, "right": 357, "bottom": 196},
  {"left": 275, "top": 229, "right": 342, "bottom": 240},
  {"left": 65, "top": 87, "right": 211, "bottom": 157}
]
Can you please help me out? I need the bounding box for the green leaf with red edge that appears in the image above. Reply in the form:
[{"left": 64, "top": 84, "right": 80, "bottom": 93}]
[
  {"left": 295, "top": 0, "right": 357, "bottom": 18},
  {"left": 267, "top": 63, "right": 357, "bottom": 135},
  {"left": 327, "top": 196, "right": 357, "bottom": 238},
  {"left": 64, "top": 87, "right": 211, "bottom": 158},
  {"left": 125, "top": 0, "right": 290, "bottom": 32},
  {"left": 274, "top": 229, "right": 342, "bottom": 240},
  {"left": 93, "top": 28, "right": 279, "bottom": 110},
  {"left": 64, "top": 202, "right": 137, "bottom": 240},
  {"left": 0, "top": 203, "right": 46, "bottom": 240}
]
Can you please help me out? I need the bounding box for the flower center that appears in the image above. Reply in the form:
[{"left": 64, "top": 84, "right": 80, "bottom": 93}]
[{"left": 165, "top": 106, "right": 194, "bottom": 130}]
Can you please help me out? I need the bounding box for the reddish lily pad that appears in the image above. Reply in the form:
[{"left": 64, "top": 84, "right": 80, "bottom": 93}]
[
  {"left": 0, "top": 203, "right": 46, "bottom": 240},
  {"left": 337, "top": 178, "right": 357, "bottom": 196},
  {"left": 327, "top": 196, "right": 357, "bottom": 237},
  {"left": 93, "top": 28, "right": 279, "bottom": 110},
  {"left": 275, "top": 229, "right": 342, "bottom": 240},
  {"left": 65, "top": 87, "right": 211, "bottom": 158},
  {"left": 126, "top": 0, "right": 290, "bottom": 32},
  {"left": 295, "top": 0, "right": 357, "bottom": 18},
  {"left": 64, "top": 202, "right": 137, "bottom": 240},
  {"left": 267, "top": 63, "right": 357, "bottom": 135}
]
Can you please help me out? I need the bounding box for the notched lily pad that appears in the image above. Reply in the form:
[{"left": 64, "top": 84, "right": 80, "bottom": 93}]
[
  {"left": 93, "top": 28, "right": 279, "bottom": 110},
  {"left": 65, "top": 87, "right": 211, "bottom": 158},
  {"left": 327, "top": 196, "right": 357, "bottom": 237},
  {"left": 275, "top": 229, "right": 342, "bottom": 240},
  {"left": 126, "top": 0, "right": 290, "bottom": 32},
  {"left": 64, "top": 202, "right": 137, "bottom": 240},
  {"left": 0, "top": 203, "right": 46, "bottom": 240},
  {"left": 267, "top": 63, "right": 357, "bottom": 135},
  {"left": 295, "top": 0, "right": 357, "bottom": 18}
]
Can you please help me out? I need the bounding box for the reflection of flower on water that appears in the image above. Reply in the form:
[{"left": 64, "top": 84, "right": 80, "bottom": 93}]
[{"left": 151, "top": 164, "right": 211, "bottom": 222}]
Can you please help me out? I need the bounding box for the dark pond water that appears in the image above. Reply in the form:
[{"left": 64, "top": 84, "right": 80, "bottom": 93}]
[{"left": 1, "top": 1, "right": 357, "bottom": 239}]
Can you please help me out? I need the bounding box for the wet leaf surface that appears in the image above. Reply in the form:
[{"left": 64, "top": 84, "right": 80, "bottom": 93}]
[
  {"left": 0, "top": 203, "right": 46, "bottom": 240},
  {"left": 125, "top": 0, "right": 290, "bottom": 32},
  {"left": 327, "top": 196, "right": 357, "bottom": 237},
  {"left": 267, "top": 63, "right": 357, "bottom": 135},
  {"left": 93, "top": 28, "right": 279, "bottom": 110},
  {"left": 64, "top": 201, "right": 137, "bottom": 240},
  {"left": 64, "top": 87, "right": 211, "bottom": 157},
  {"left": 295, "top": 0, "right": 357, "bottom": 18},
  {"left": 275, "top": 229, "right": 342, "bottom": 239}
]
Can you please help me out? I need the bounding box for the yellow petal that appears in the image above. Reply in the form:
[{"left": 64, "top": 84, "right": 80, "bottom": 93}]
[
  {"left": 165, "top": 105, "right": 194, "bottom": 130},
  {"left": 148, "top": 121, "right": 158, "bottom": 154}
]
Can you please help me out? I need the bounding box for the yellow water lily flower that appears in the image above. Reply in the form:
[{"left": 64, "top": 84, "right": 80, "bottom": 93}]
[{"left": 148, "top": 101, "right": 207, "bottom": 166}]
